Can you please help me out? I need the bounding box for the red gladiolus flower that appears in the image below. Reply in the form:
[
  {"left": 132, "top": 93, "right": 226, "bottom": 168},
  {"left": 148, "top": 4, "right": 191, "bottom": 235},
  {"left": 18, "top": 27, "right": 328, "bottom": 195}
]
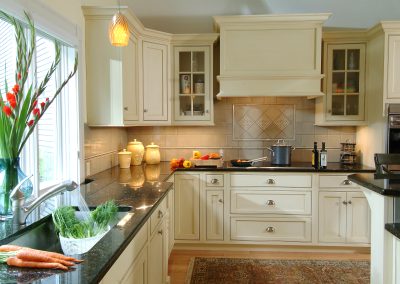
[
  {"left": 9, "top": 99, "right": 16, "bottom": 109},
  {"left": 40, "top": 102, "right": 45, "bottom": 109},
  {"left": 17, "top": 73, "right": 21, "bottom": 80},
  {"left": 27, "top": 119, "right": 34, "bottom": 127},
  {"left": 32, "top": 100, "right": 37, "bottom": 108},
  {"left": 3, "top": 105, "right": 12, "bottom": 116},
  {"left": 6, "top": 92, "right": 16, "bottom": 102},
  {"left": 45, "top": 98, "right": 49, "bottom": 103},
  {"left": 33, "top": 107, "right": 40, "bottom": 116},
  {"left": 12, "top": 84, "right": 19, "bottom": 94}
]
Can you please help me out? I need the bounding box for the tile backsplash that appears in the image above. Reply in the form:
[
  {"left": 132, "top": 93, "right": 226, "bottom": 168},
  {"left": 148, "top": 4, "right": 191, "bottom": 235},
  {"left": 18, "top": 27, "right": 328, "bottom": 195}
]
[{"left": 84, "top": 97, "right": 356, "bottom": 176}]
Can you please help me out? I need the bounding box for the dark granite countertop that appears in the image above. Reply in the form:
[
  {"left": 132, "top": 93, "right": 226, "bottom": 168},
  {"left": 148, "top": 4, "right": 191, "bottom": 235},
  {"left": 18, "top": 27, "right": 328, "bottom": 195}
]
[
  {"left": 348, "top": 173, "right": 400, "bottom": 196},
  {"left": 385, "top": 223, "right": 400, "bottom": 240},
  {"left": 0, "top": 163, "right": 173, "bottom": 284},
  {"left": 177, "top": 161, "right": 374, "bottom": 173},
  {"left": 0, "top": 161, "right": 373, "bottom": 283}
]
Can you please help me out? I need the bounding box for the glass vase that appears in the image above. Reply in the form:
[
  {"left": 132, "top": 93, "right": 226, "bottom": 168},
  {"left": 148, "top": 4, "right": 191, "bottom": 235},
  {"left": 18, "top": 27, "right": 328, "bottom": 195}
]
[{"left": 0, "top": 158, "right": 33, "bottom": 218}]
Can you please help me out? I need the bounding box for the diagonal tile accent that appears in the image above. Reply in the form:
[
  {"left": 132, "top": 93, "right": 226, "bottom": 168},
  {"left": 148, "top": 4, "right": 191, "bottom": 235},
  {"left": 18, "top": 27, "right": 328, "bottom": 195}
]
[{"left": 233, "top": 104, "right": 295, "bottom": 140}]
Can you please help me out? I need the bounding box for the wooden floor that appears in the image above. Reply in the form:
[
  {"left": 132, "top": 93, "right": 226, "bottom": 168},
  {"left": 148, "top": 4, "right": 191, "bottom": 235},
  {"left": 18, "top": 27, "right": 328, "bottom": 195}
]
[{"left": 168, "top": 248, "right": 370, "bottom": 284}]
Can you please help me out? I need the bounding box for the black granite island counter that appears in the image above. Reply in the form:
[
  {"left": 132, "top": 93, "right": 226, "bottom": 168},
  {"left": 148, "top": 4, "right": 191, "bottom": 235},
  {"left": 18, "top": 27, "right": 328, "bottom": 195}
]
[
  {"left": 0, "top": 165, "right": 173, "bottom": 284},
  {"left": 347, "top": 172, "right": 400, "bottom": 284}
]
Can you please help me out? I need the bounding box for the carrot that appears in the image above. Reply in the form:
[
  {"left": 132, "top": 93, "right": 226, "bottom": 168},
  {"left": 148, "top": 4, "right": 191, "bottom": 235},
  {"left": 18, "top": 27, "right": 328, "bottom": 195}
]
[
  {"left": 7, "top": 256, "right": 68, "bottom": 270},
  {"left": 0, "top": 245, "right": 82, "bottom": 263},
  {"left": 0, "top": 245, "right": 23, "bottom": 252},
  {"left": 16, "top": 250, "right": 75, "bottom": 267}
]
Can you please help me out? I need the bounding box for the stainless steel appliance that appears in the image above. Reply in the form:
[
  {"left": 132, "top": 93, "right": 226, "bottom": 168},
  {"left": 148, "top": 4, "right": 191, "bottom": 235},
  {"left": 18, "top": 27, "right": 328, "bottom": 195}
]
[{"left": 388, "top": 104, "right": 400, "bottom": 154}]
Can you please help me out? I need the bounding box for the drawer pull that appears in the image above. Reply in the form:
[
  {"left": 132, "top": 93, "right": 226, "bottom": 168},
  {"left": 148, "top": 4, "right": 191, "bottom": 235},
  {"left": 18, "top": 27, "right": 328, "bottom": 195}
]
[
  {"left": 265, "top": 226, "right": 275, "bottom": 233},
  {"left": 266, "top": 179, "right": 275, "bottom": 185},
  {"left": 211, "top": 178, "right": 219, "bottom": 184},
  {"left": 158, "top": 229, "right": 163, "bottom": 235},
  {"left": 347, "top": 200, "right": 352, "bottom": 205},
  {"left": 158, "top": 210, "right": 164, "bottom": 219},
  {"left": 266, "top": 200, "right": 275, "bottom": 206},
  {"left": 342, "top": 201, "right": 348, "bottom": 205},
  {"left": 218, "top": 199, "right": 224, "bottom": 204},
  {"left": 342, "top": 179, "right": 352, "bottom": 185}
]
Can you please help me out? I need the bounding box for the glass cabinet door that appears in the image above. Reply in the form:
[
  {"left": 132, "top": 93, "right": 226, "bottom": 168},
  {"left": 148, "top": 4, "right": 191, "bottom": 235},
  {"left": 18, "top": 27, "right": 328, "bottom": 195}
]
[
  {"left": 326, "top": 44, "right": 365, "bottom": 121},
  {"left": 174, "top": 46, "right": 210, "bottom": 121}
]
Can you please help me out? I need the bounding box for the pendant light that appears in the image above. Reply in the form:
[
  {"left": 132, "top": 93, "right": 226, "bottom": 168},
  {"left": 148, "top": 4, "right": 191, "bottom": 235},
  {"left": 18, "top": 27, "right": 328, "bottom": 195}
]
[{"left": 108, "top": 0, "right": 130, "bottom": 47}]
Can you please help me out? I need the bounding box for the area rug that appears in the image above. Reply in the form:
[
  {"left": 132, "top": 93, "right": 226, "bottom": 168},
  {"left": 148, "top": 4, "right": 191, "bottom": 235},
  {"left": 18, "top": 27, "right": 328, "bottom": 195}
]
[{"left": 185, "top": 257, "right": 370, "bottom": 284}]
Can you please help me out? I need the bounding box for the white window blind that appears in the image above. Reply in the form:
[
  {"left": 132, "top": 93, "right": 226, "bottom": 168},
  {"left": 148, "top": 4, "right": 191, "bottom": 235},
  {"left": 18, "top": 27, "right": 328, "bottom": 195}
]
[
  {"left": 0, "top": 14, "right": 80, "bottom": 219},
  {"left": 0, "top": 18, "right": 16, "bottom": 95},
  {"left": 35, "top": 34, "right": 60, "bottom": 189}
]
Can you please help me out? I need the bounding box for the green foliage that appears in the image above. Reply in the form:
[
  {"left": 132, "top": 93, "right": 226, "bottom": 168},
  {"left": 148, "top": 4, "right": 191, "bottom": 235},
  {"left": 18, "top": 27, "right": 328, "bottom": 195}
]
[
  {"left": 0, "top": 10, "right": 78, "bottom": 160},
  {"left": 52, "top": 200, "right": 118, "bottom": 239}
]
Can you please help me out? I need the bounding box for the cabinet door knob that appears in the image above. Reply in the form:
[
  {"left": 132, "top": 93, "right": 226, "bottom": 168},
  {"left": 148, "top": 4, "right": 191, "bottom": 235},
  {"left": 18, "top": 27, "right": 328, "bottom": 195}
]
[
  {"left": 144, "top": 109, "right": 148, "bottom": 113},
  {"left": 347, "top": 200, "right": 352, "bottom": 205},
  {"left": 211, "top": 178, "right": 218, "bottom": 184},
  {"left": 342, "top": 201, "right": 348, "bottom": 205},
  {"left": 266, "top": 200, "right": 275, "bottom": 206},
  {"left": 205, "top": 110, "right": 209, "bottom": 114},
  {"left": 342, "top": 179, "right": 352, "bottom": 185},
  {"left": 158, "top": 229, "right": 163, "bottom": 235},
  {"left": 158, "top": 210, "right": 164, "bottom": 219},
  {"left": 265, "top": 226, "right": 275, "bottom": 233},
  {"left": 266, "top": 179, "right": 275, "bottom": 185},
  {"left": 218, "top": 199, "right": 223, "bottom": 204},
  {"left": 124, "top": 107, "right": 128, "bottom": 111}
]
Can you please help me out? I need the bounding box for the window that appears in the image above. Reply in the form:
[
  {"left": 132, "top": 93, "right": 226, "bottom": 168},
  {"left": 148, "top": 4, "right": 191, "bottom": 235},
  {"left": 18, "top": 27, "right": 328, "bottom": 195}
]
[{"left": 0, "top": 14, "right": 80, "bottom": 216}]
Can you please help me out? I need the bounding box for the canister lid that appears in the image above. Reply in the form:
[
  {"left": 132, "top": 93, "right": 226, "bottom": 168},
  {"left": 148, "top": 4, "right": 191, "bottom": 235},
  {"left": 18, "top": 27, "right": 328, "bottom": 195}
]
[
  {"left": 118, "top": 148, "right": 132, "bottom": 155},
  {"left": 146, "top": 142, "right": 159, "bottom": 148},
  {"left": 128, "top": 139, "right": 143, "bottom": 145}
]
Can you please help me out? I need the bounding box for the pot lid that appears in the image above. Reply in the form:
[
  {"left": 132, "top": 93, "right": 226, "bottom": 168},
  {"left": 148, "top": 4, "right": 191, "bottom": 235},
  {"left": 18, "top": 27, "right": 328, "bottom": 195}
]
[
  {"left": 118, "top": 148, "right": 132, "bottom": 155},
  {"left": 272, "top": 139, "right": 291, "bottom": 147},
  {"left": 146, "top": 142, "right": 159, "bottom": 148},
  {"left": 128, "top": 139, "right": 143, "bottom": 145}
]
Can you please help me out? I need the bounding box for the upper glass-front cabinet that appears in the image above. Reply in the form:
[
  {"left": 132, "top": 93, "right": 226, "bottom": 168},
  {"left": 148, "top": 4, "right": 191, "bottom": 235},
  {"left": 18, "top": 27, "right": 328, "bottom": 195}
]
[
  {"left": 326, "top": 44, "right": 366, "bottom": 121},
  {"left": 174, "top": 46, "right": 211, "bottom": 123}
]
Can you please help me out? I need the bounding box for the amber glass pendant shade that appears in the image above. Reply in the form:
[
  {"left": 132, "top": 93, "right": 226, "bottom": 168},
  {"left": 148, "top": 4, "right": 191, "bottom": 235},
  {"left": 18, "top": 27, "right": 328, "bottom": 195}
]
[{"left": 108, "top": 12, "right": 130, "bottom": 47}]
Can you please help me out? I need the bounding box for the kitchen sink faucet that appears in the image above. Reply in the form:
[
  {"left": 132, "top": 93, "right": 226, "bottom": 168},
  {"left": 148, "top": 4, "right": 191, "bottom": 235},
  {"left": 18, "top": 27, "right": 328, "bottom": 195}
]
[{"left": 10, "top": 178, "right": 78, "bottom": 225}]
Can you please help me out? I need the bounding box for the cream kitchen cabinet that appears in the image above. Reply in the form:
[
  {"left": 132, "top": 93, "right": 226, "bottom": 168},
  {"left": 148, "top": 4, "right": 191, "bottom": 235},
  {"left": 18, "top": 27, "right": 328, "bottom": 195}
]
[
  {"left": 315, "top": 35, "right": 367, "bottom": 125},
  {"left": 171, "top": 34, "right": 218, "bottom": 125},
  {"left": 318, "top": 191, "right": 370, "bottom": 244},
  {"left": 174, "top": 173, "right": 225, "bottom": 242},
  {"left": 174, "top": 173, "right": 200, "bottom": 240},
  {"left": 83, "top": 7, "right": 171, "bottom": 126},
  {"left": 84, "top": 14, "right": 139, "bottom": 126},
  {"left": 206, "top": 190, "right": 224, "bottom": 240},
  {"left": 386, "top": 34, "right": 400, "bottom": 100},
  {"left": 148, "top": 220, "right": 167, "bottom": 284},
  {"left": 142, "top": 41, "right": 170, "bottom": 122}
]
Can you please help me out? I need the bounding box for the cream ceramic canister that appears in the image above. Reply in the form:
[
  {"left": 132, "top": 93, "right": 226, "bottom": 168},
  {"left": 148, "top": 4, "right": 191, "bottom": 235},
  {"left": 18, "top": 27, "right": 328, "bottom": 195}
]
[
  {"left": 145, "top": 142, "right": 160, "bottom": 165},
  {"left": 127, "top": 139, "right": 145, "bottom": 166},
  {"left": 118, "top": 149, "right": 132, "bottom": 169}
]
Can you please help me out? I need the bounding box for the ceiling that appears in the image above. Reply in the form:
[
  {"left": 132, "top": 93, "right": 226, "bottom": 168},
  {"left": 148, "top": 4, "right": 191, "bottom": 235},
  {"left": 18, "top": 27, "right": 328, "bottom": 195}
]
[{"left": 126, "top": 0, "right": 400, "bottom": 33}]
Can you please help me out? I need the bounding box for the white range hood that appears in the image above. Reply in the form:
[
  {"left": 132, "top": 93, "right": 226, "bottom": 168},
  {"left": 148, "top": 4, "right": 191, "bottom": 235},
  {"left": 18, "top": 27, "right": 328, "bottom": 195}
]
[{"left": 213, "top": 13, "right": 331, "bottom": 98}]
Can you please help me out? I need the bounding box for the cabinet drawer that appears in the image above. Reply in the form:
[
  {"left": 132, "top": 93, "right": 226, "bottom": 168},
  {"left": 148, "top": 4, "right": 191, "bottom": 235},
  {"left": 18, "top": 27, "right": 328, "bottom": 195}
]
[
  {"left": 206, "top": 174, "right": 224, "bottom": 187},
  {"left": 231, "top": 191, "right": 311, "bottom": 215},
  {"left": 230, "top": 174, "right": 312, "bottom": 188},
  {"left": 319, "top": 175, "right": 359, "bottom": 189},
  {"left": 231, "top": 217, "right": 311, "bottom": 242},
  {"left": 150, "top": 197, "right": 167, "bottom": 234}
]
